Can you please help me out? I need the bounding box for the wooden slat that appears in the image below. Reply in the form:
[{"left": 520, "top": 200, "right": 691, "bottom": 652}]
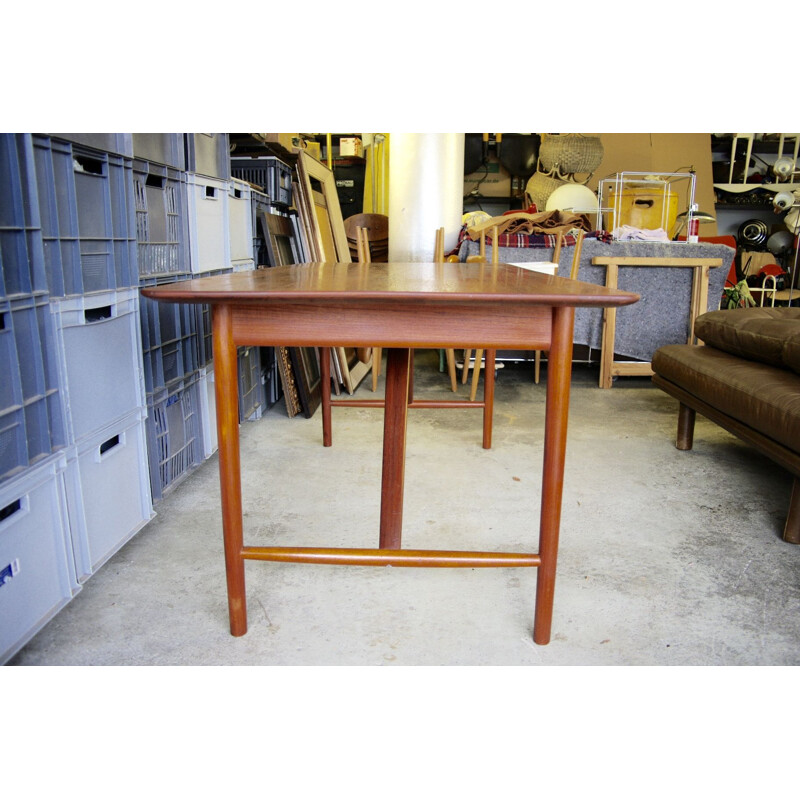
[{"left": 241, "top": 546, "right": 541, "bottom": 568}]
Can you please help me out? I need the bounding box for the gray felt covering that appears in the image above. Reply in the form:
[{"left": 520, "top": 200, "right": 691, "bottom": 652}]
[{"left": 457, "top": 239, "right": 735, "bottom": 361}]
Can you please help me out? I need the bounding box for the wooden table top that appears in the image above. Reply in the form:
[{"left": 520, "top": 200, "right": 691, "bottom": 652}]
[{"left": 140, "top": 262, "right": 640, "bottom": 308}]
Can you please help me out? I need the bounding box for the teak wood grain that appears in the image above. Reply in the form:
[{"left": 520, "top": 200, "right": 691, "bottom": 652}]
[{"left": 141, "top": 262, "right": 638, "bottom": 645}]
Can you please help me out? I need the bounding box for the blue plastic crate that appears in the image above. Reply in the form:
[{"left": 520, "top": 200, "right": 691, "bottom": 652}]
[
  {"left": 133, "top": 160, "right": 190, "bottom": 278},
  {"left": 0, "top": 296, "right": 64, "bottom": 483},
  {"left": 0, "top": 134, "right": 48, "bottom": 300},
  {"left": 31, "top": 135, "right": 138, "bottom": 297},
  {"left": 139, "top": 274, "right": 201, "bottom": 396},
  {"left": 145, "top": 374, "right": 204, "bottom": 501}
]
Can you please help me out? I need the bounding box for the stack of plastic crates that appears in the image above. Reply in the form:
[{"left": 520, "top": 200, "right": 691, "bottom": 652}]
[
  {"left": 30, "top": 133, "right": 155, "bottom": 586},
  {"left": 0, "top": 134, "right": 74, "bottom": 662},
  {"left": 132, "top": 134, "right": 205, "bottom": 502}
]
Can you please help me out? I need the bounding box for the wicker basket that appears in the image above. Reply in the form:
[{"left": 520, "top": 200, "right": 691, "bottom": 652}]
[
  {"left": 539, "top": 134, "right": 604, "bottom": 178},
  {"left": 525, "top": 170, "right": 569, "bottom": 211}
]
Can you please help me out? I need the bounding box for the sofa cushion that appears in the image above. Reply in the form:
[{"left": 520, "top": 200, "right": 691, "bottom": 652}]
[
  {"left": 785, "top": 334, "right": 800, "bottom": 374},
  {"left": 652, "top": 344, "right": 800, "bottom": 454},
  {"left": 695, "top": 307, "right": 800, "bottom": 374}
]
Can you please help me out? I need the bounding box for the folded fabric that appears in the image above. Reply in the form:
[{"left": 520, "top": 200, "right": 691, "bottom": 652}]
[
  {"left": 467, "top": 209, "right": 592, "bottom": 240},
  {"left": 612, "top": 225, "right": 671, "bottom": 241}
]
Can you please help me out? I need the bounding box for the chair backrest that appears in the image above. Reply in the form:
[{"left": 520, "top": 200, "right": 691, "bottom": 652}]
[
  {"left": 465, "top": 226, "right": 500, "bottom": 265},
  {"left": 345, "top": 213, "right": 388, "bottom": 263},
  {"left": 356, "top": 227, "right": 371, "bottom": 264},
  {"left": 570, "top": 230, "right": 585, "bottom": 280}
]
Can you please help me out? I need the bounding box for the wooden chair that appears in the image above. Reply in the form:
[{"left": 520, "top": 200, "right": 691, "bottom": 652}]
[
  {"left": 345, "top": 213, "right": 389, "bottom": 262},
  {"left": 533, "top": 229, "right": 584, "bottom": 384},
  {"left": 355, "top": 226, "right": 384, "bottom": 392},
  {"left": 434, "top": 227, "right": 460, "bottom": 393},
  {"left": 321, "top": 226, "right": 495, "bottom": 449},
  {"left": 461, "top": 226, "right": 499, "bottom": 401}
]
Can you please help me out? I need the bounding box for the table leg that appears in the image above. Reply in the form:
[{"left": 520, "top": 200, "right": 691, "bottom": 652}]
[
  {"left": 534, "top": 306, "right": 576, "bottom": 645},
  {"left": 483, "top": 349, "right": 495, "bottom": 450},
  {"left": 379, "top": 348, "right": 412, "bottom": 549},
  {"left": 321, "top": 346, "right": 332, "bottom": 447},
  {"left": 212, "top": 304, "right": 247, "bottom": 636}
]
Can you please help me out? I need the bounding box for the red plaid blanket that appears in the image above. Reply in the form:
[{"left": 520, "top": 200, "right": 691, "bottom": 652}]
[{"left": 454, "top": 227, "right": 611, "bottom": 254}]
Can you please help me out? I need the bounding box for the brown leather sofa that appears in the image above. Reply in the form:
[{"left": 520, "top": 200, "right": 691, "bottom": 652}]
[{"left": 651, "top": 306, "right": 800, "bottom": 544}]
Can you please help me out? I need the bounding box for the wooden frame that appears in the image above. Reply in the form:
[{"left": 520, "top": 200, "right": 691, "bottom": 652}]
[
  {"left": 591, "top": 256, "right": 723, "bottom": 389},
  {"left": 289, "top": 346, "right": 321, "bottom": 419},
  {"left": 259, "top": 210, "right": 303, "bottom": 268},
  {"left": 295, "top": 151, "right": 371, "bottom": 395},
  {"left": 295, "top": 151, "right": 351, "bottom": 262},
  {"left": 259, "top": 205, "right": 321, "bottom": 413}
]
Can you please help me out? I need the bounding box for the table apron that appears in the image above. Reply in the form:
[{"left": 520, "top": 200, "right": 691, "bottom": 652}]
[{"left": 225, "top": 301, "right": 555, "bottom": 350}]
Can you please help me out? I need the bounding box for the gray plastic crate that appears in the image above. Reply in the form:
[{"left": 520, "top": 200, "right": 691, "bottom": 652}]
[
  {"left": 238, "top": 346, "right": 265, "bottom": 421},
  {"left": 231, "top": 156, "right": 292, "bottom": 205},
  {"left": 0, "top": 452, "right": 78, "bottom": 664},
  {"left": 133, "top": 159, "right": 190, "bottom": 278},
  {"left": 132, "top": 134, "right": 185, "bottom": 171},
  {"left": 228, "top": 179, "right": 254, "bottom": 269},
  {"left": 184, "top": 134, "right": 230, "bottom": 179},
  {"left": 62, "top": 408, "right": 154, "bottom": 580},
  {"left": 31, "top": 135, "right": 138, "bottom": 297},
  {"left": 0, "top": 134, "right": 48, "bottom": 300},
  {"left": 250, "top": 187, "right": 271, "bottom": 267},
  {"left": 139, "top": 274, "right": 201, "bottom": 396},
  {"left": 0, "top": 296, "right": 64, "bottom": 483},
  {"left": 50, "top": 288, "right": 146, "bottom": 445},
  {"left": 145, "top": 373, "right": 204, "bottom": 501},
  {"left": 187, "top": 173, "right": 231, "bottom": 274},
  {"left": 193, "top": 267, "right": 232, "bottom": 367},
  {"left": 46, "top": 134, "right": 133, "bottom": 158}
]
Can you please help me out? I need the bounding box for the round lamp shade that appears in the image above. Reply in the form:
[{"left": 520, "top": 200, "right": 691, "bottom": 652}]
[{"left": 545, "top": 183, "right": 598, "bottom": 213}]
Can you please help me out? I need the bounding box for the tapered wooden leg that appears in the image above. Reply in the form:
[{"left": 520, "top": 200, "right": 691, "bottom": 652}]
[
  {"left": 470, "top": 349, "right": 483, "bottom": 401},
  {"left": 462, "top": 349, "right": 472, "bottom": 383},
  {"left": 446, "top": 349, "right": 458, "bottom": 392},
  {"left": 534, "top": 350, "right": 541, "bottom": 384},
  {"left": 321, "top": 346, "right": 332, "bottom": 447},
  {"left": 212, "top": 305, "right": 247, "bottom": 637},
  {"left": 676, "top": 402, "right": 695, "bottom": 451},
  {"left": 372, "top": 347, "right": 382, "bottom": 392},
  {"left": 533, "top": 306, "right": 575, "bottom": 645},
  {"left": 784, "top": 478, "right": 800, "bottom": 544},
  {"left": 482, "top": 349, "right": 495, "bottom": 450},
  {"left": 379, "top": 348, "right": 411, "bottom": 549}
]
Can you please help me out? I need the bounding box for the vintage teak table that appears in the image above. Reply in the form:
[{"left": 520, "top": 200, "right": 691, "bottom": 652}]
[{"left": 141, "top": 262, "right": 638, "bottom": 645}]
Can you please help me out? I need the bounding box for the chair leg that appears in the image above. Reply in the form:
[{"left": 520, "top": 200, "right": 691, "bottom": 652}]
[
  {"left": 462, "top": 349, "right": 472, "bottom": 384},
  {"left": 534, "top": 350, "right": 542, "bottom": 384},
  {"left": 784, "top": 478, "right": 800, "bottom": 544},
  {"left": 446, "top": 349, "right": 457, "bottom": 392},
  {"left": 372, "top": 347, "right": 382, "bottom": 391},
  {"left": 470, "top": 349, "right": 483, "bottom": 402}
]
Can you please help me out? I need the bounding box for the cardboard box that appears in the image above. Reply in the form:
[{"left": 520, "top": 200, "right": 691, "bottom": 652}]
[
  {"left": 339, "top": 137, "right": 363, "bottom": 158},
  {"left": 464, "top": 157, "right": 512, "bottom": 198}
]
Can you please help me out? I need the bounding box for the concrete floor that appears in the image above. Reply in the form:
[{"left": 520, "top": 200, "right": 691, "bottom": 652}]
[{"left": 8, "top": 351, "right": 800, "bottom": 666}]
